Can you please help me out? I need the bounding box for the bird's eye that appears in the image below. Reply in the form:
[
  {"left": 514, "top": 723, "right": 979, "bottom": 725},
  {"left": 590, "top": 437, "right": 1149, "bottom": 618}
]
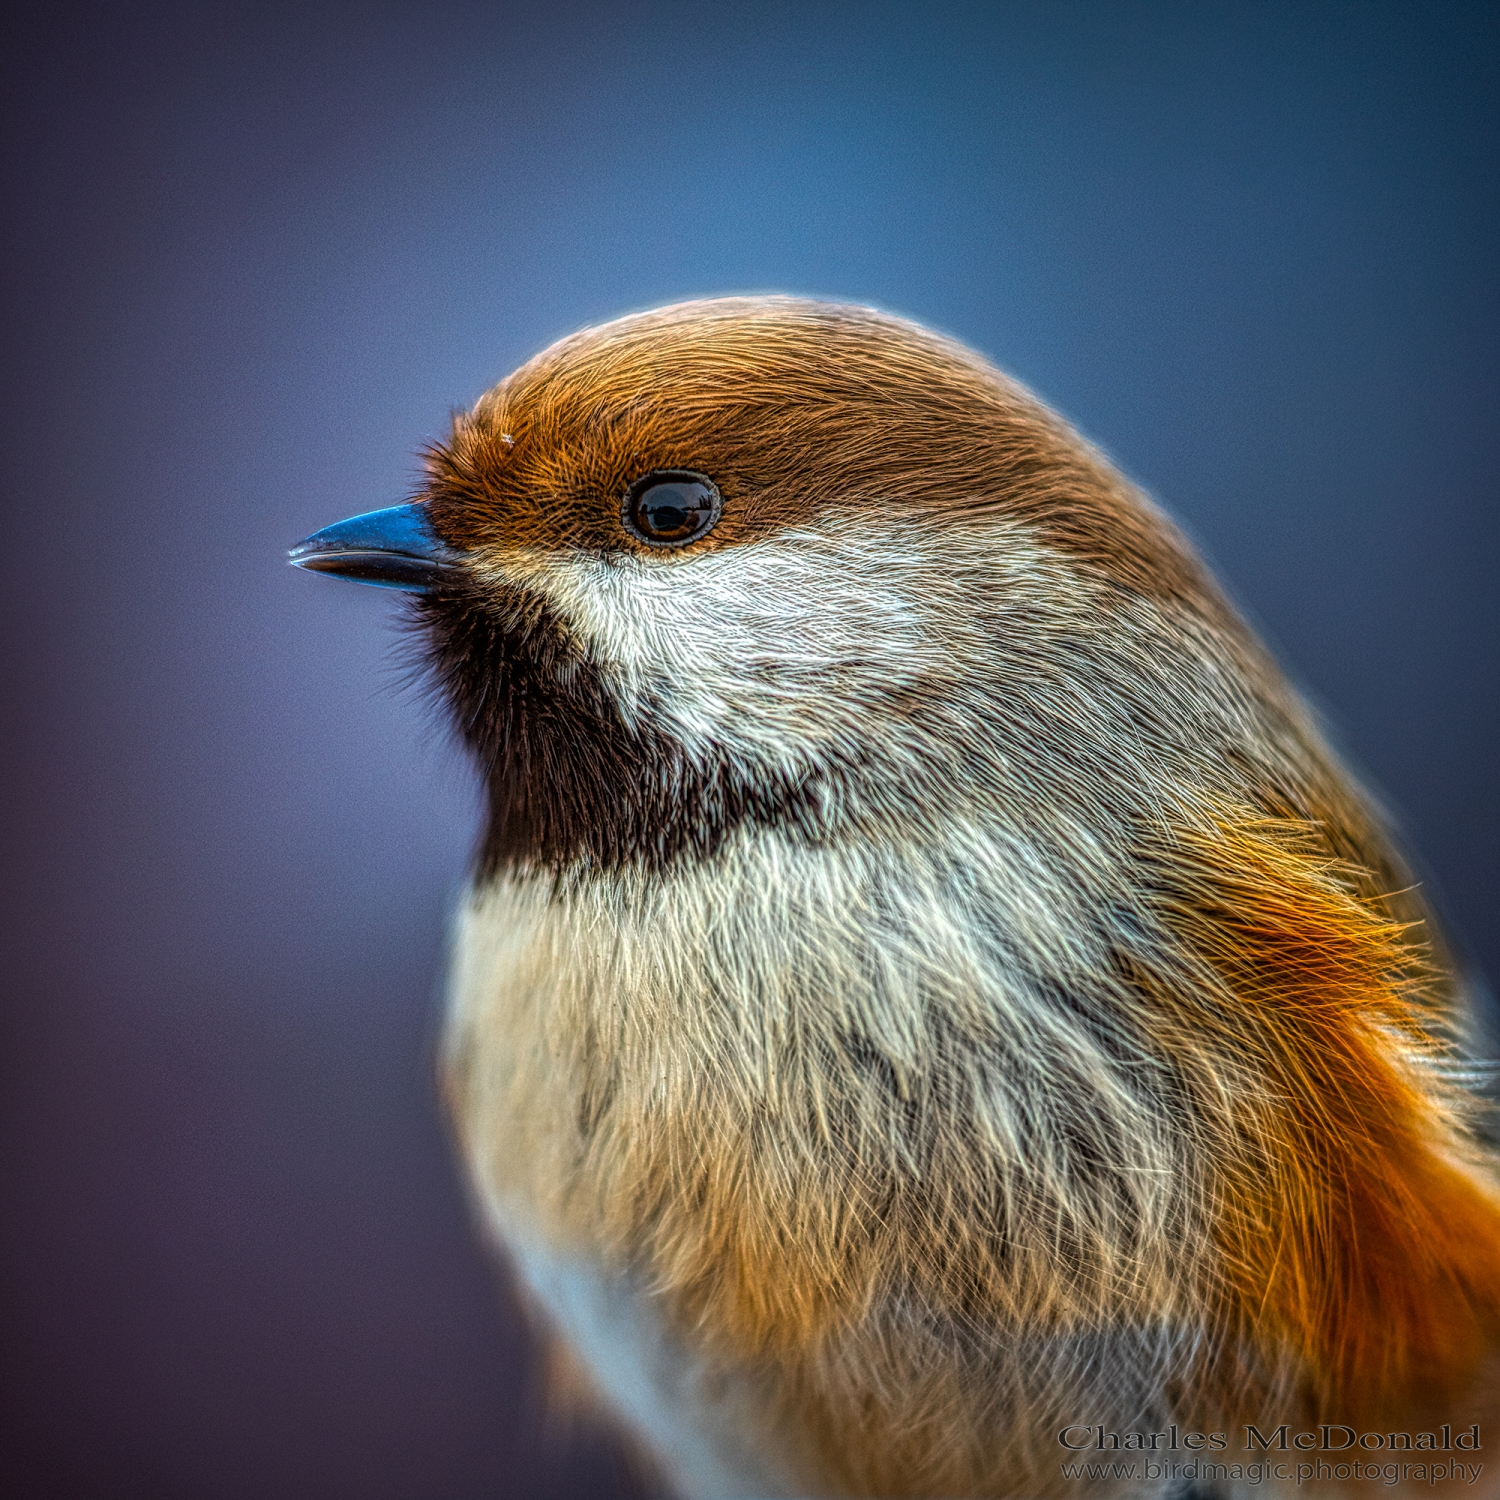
[{"left": 622, "top": 470, "right": 722, "bottom": 548}]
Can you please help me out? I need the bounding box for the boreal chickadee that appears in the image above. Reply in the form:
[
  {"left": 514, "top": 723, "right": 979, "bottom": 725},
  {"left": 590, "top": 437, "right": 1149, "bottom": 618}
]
[{"left": 292, "top": 297, "right": 1500, "bottom": 1500}]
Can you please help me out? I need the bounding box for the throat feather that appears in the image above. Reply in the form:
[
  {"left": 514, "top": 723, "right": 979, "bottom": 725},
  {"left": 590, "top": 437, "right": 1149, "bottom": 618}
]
[{"left": 412, "top": 581, "right": 834, "bottom": 875}]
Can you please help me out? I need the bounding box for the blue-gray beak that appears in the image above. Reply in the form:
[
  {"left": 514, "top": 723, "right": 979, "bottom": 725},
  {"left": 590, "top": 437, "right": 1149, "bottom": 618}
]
[{"left": 288, "top": 503, "right": 466, "bottom": 592}]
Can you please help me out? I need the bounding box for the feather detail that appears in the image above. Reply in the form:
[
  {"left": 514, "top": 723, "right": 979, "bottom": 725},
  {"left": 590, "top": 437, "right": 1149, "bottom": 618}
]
[{"left": 1134, "top": 807, "right": 1500, "bottom": 1424}]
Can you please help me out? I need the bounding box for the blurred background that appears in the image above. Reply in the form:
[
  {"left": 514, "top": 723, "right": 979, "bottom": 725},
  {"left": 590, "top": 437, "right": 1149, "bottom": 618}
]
[{"left": 2, "top": 2, "right": 1496, "bottom": 1496}]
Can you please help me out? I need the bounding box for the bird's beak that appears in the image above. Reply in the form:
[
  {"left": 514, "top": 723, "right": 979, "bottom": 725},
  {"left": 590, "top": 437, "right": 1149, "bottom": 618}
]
[{"left": 288, "top": 503, "right": 466, "bottom": 592}]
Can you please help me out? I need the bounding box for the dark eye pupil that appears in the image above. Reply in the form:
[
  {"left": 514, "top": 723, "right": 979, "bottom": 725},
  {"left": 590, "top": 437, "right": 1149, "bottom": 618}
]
[{"left": 624, "top": 471, "right": 722, "bottom": 547}]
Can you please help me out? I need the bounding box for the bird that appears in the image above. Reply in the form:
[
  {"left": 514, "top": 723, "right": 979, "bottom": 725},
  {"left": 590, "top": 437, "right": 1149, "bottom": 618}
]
[{"left": 290, "top": 296, "right": 1500, "bottom": 1499}]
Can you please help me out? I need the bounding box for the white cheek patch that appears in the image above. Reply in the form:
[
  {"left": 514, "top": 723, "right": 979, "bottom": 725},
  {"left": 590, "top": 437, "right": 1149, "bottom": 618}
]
[{"left": 469, "top": 514, "right": 1098, "bottom": 774}]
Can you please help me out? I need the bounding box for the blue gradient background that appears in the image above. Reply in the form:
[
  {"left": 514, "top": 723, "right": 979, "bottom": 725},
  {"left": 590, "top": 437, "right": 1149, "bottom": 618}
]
[{"left": 2, "top": 3, "right": 1496, "bottom": 1496}]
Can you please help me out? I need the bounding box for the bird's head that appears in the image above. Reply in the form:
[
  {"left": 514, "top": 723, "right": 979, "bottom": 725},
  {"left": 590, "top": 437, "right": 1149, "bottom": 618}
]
[{"left": 292, "top": 296, "right": 1245, "bottom": 879}]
